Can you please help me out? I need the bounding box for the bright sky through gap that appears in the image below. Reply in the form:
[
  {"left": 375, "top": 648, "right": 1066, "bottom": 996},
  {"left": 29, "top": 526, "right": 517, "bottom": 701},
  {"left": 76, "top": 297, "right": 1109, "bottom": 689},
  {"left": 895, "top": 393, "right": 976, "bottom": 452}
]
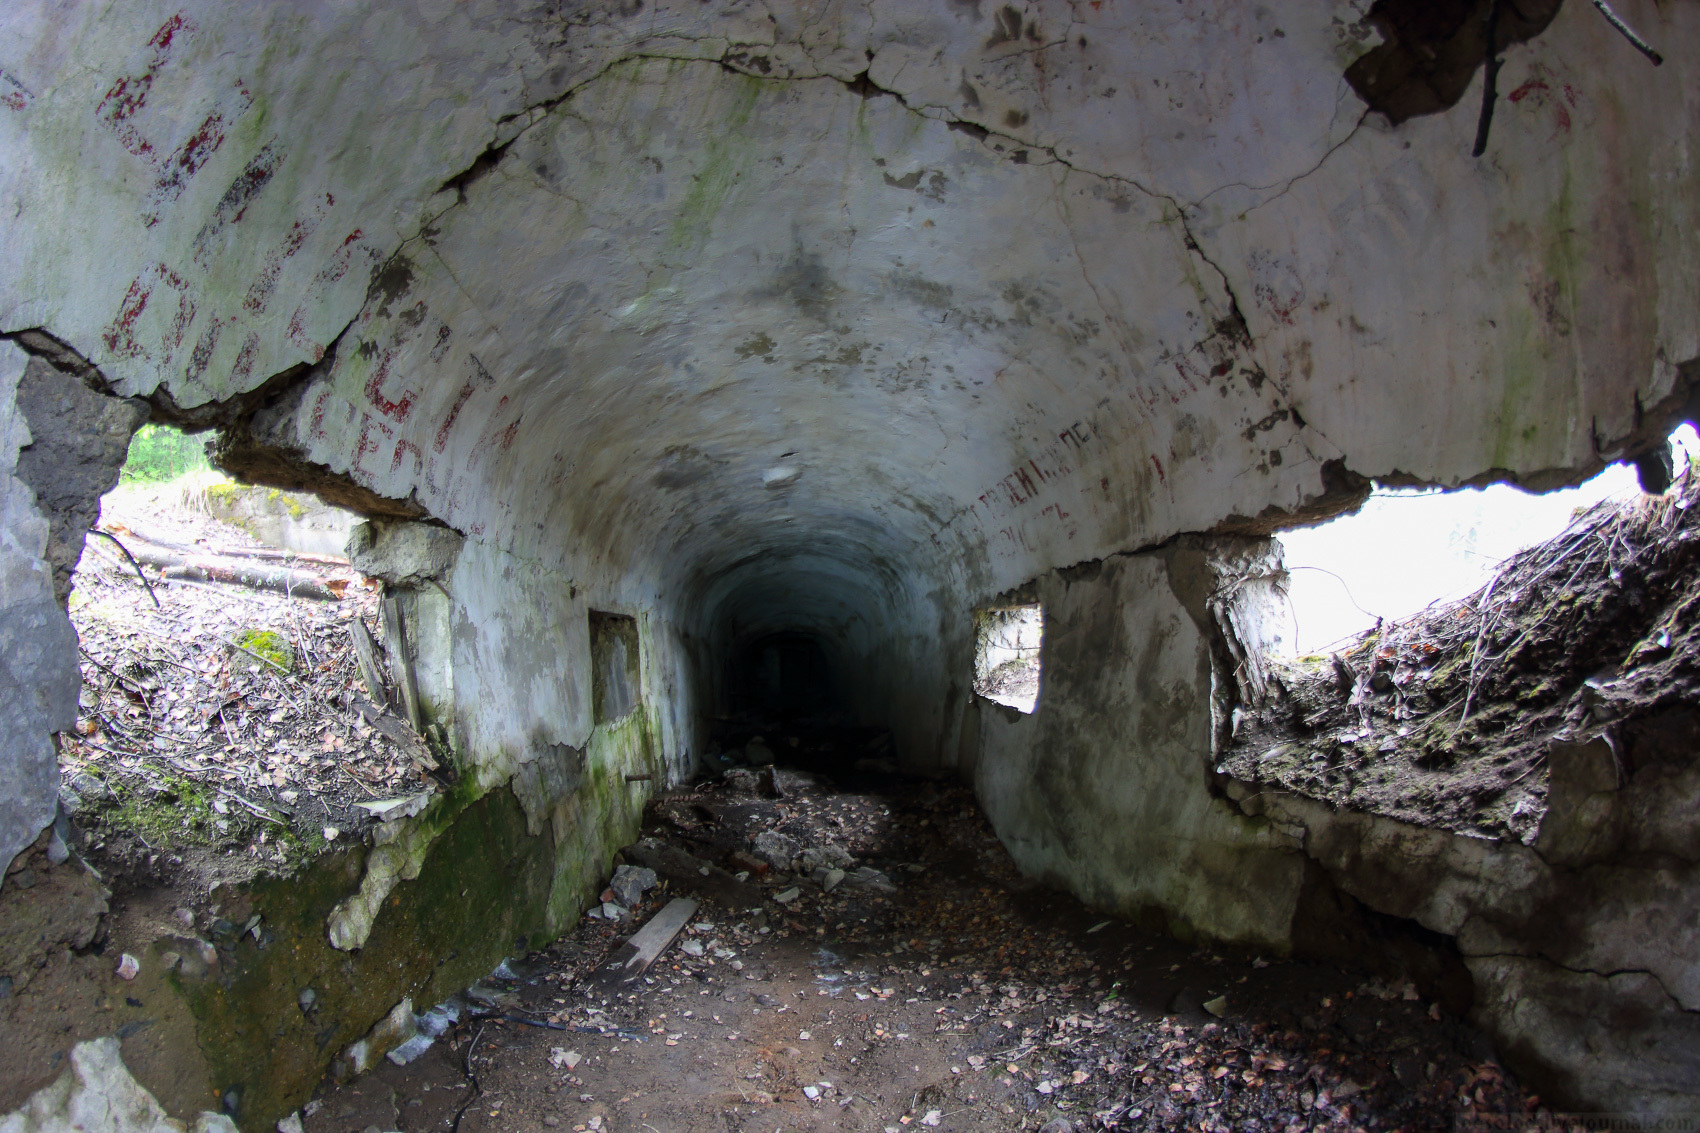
[{"left": 1276, "top": 425, "right": 1700, "bottom": 656}]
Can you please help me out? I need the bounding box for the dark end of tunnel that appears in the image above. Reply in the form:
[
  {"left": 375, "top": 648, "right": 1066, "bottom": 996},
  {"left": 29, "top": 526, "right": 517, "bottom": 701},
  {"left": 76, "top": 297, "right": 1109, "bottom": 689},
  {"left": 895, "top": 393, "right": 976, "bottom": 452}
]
[
  {"left": 728, "top": 631, "right": 842, "bottom": 722},
  {"left": 706, "top": 631, "right": 910, "bottom": 779}
]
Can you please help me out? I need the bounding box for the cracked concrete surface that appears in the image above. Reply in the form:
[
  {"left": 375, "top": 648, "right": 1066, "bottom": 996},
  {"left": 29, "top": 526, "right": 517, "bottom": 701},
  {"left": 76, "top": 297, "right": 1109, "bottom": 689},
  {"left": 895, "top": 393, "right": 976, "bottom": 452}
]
[{"left": 3, "top": 0, "right": 1700, "bottom": 1120}]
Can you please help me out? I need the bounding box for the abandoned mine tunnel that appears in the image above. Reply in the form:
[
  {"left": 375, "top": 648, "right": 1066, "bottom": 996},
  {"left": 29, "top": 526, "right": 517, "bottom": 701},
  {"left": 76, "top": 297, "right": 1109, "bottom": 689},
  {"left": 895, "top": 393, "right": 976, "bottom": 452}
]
[{"left": 3, "top": 1, "right": 1700, "bottom": 1129}]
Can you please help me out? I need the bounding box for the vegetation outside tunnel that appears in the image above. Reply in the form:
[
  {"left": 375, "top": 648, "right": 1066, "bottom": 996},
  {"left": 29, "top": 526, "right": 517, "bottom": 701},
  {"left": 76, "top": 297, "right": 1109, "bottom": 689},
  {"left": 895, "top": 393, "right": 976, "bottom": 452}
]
[{"left": 121, "top": 424, "right": 211, "bottom": 483}]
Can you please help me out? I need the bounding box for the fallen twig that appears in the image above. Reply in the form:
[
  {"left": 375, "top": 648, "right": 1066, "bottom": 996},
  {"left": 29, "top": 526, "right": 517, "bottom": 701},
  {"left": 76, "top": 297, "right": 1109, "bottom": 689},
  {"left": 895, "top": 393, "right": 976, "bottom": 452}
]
[
  {"left": 1590, "top": 0, "right": 1664, "bottom": 65},
  {"left": 1472, "top": 0, "right": 1505, "bottom": 157},
  {"left": 88, "top": 531, "right": 161, "bottom": 609}
]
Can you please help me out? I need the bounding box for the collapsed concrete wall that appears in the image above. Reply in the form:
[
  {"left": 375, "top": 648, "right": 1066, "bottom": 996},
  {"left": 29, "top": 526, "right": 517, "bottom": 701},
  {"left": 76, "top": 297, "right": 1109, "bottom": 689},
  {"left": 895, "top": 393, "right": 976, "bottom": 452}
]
[
  {"left": 965, "top": 499, "right": 1700, "bottom": 1113},
  {"left": 3, "top": 0, "right": 1700, "bottom": 1120}
]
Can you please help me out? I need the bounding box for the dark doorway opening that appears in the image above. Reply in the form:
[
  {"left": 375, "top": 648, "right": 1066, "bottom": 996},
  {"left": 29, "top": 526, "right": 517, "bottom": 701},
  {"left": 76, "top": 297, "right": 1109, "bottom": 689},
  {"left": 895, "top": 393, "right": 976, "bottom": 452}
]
[{"left": 730, "top": 632, "right": 840, "bottom": 721}]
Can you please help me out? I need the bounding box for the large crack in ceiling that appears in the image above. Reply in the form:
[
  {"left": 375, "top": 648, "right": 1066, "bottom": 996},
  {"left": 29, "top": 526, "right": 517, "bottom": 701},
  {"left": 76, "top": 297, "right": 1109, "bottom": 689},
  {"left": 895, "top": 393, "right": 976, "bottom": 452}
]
[{"left": 3, "top": 0, "right": 1694, "bottom": 639}]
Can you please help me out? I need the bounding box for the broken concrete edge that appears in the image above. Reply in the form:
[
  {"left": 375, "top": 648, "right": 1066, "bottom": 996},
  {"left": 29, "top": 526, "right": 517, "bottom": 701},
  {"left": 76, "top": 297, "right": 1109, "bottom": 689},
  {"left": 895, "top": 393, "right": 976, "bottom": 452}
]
[
  {"left": 0, "top": 322, "right": 453, "bottom": 882},
  {"left": 963, "top": 518, "right": 1697, "bottom": 1113},
  {"left": 0, "top": 339, "right": 79, "bottom": 885},
  {"left": 0, "top": 1037, "right": 237, "bottom": 1133},
  {"left": 344, "top": 517, "right": 464, "bottom": 588},
  {"left": 331, "top": 996, "right": 417, "bottom": 1082},
  {"left": 322, "top": 735, "right": 595, "bottom": 953},
  {"left": 984, "top": 355, "right": 1700, "bottom": 615},
  {"left": 166, "top": 754, "right": 650, "bottom": 1132},
  {"left": 209, "top": 372, "right": 430, "bottom": 521},
  {"left": 326, "top": 794, "right": 462, "bottom": 952},
  {"left": 4, "top": 324, "right": 432, "bottom": 523},
  {"left": 1227, "top": 775, "right": 1699, "bottom": 1112}
]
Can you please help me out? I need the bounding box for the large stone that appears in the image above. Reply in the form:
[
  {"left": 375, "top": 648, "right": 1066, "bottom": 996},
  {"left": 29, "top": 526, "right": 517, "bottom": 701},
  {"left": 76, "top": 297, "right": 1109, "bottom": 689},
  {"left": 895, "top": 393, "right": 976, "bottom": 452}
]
[
  {"left": 1468, "top": 955, "right": 1700, "bottom": 1117},
  {"left": 345, "top": 519, "right": 463, "bottom": 587},
  {"left": 0, "top": 843, "right": 107, "bottom": 994},
  {"left": 8, "top": 348, "right": 147, "bottom": 602},
  {"left": 0, "top": 1037, "right": 236, "bottom": 1133},
  {"left": 0, "top": 343, "right": 79, "bottom": 881}
]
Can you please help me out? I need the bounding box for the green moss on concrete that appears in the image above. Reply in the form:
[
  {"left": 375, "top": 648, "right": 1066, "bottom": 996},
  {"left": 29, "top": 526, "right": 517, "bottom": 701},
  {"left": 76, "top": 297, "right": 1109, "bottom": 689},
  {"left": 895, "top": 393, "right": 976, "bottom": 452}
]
[
  {"left": 543, "top": 705, "right": 659, "bottom": 934},
  {"left": 176, "top": 789, "right": 554, "bottom": 1132},
  {"left": 667, "top": 66, "right": 764, "bottom": 251}
]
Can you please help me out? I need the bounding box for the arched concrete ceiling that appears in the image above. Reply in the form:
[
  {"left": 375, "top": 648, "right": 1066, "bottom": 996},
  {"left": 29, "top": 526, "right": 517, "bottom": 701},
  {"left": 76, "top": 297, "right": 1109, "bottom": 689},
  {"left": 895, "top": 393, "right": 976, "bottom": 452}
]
[{"left": 3, "top": 0, "right": 1696, "bottom": 624}]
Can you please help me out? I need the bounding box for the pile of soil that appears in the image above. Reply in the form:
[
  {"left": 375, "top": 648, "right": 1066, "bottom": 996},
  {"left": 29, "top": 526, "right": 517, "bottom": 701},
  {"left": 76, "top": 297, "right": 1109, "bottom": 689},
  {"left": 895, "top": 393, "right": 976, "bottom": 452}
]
[
  {"left": 302, "top": 749, "right": 1537, "bottom": 1132},
  {"left": 1225, "top": 473, "right": 1700, "bottom": 841}
]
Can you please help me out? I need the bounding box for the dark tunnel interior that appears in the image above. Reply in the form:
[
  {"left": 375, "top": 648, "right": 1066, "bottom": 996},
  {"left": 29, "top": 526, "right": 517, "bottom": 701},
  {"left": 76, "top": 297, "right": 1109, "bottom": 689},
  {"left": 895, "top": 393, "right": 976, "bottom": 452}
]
[{"left": 727, "top": 631, "right": 842, "bottom": 722}]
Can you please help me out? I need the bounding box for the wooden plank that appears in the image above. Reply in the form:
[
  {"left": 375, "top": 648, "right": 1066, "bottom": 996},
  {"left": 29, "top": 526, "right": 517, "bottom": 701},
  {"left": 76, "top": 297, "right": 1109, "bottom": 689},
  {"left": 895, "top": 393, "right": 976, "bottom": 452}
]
[
  {"left": 592, "top": 897, "right": 697, "bottom": 987},
  {"left": 380, "top": 595, "right": 424, "bottom": 732},
  {"left": 347, "top": 621, "right": 389, "bottom": 710},
  {"left": 351, "top": 697, "right": 438, "bottom": 770}
]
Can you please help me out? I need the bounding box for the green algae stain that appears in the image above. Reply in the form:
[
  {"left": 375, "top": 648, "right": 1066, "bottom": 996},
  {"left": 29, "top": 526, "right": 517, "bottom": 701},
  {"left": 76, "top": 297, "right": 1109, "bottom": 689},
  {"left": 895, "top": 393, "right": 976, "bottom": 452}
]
[
  {"left": 544, "top": 705, "right": 660, "bottom": 933},
  {"left": 177, "top": 790, "right": 554, "bottom": 1132},
  {"left": 667, "top": 71, "right": 765, "bottom": 252}
]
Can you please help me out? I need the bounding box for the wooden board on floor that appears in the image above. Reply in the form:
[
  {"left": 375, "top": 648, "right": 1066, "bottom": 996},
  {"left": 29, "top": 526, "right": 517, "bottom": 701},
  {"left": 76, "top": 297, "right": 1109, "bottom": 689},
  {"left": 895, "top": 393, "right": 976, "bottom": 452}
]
[{"left": 592, "top": 897, "right": 698, "bottom": 988}]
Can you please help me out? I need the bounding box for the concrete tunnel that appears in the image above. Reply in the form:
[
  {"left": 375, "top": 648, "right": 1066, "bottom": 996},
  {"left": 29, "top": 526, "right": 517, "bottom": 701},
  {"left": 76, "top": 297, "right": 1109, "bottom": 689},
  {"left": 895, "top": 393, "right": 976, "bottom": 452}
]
[{"left": 3, "top": 0, "right": 1700, "bottom": 1123}]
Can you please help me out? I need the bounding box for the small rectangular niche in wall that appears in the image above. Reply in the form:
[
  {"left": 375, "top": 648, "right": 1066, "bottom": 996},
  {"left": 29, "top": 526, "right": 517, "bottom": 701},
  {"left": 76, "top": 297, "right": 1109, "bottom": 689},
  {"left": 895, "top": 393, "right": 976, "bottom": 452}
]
[
  {"left": 590, "top": 611, "right": 641, "bottom": 724},
  {"left": 974, "top": 602, "right": 1043, "bottom": 714}
]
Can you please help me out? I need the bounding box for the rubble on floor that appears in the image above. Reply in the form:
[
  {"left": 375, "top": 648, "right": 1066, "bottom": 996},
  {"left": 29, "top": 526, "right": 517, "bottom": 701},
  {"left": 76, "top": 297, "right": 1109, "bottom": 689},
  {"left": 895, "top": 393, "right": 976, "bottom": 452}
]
[
  {"left": 1227, "top": 473, "right": 1700, "bottom": 841},
  {"left": 299, "top": 747, "right": 1538, "bottom": 1132}
]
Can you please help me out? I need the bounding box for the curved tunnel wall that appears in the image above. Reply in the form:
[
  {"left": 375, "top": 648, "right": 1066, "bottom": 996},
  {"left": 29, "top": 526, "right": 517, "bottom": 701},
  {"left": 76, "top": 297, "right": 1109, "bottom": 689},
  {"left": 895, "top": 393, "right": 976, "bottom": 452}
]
[{"left": 4, "top": 0, "right": 1700, "bottom": 1117}]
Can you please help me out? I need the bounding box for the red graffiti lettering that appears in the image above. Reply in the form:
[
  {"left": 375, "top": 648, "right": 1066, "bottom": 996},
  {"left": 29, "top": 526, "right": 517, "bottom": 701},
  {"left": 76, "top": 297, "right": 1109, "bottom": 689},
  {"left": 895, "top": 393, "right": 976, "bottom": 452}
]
[
  {"left": 434, "top": 379, "right": 477, "bottom": 453},
  {"left": 433, "top": 354, "right": 496, "bottom": 453},
  {"left": 465, "top": 395, "right": 520, "bottom": 471},
  {"left": 95, "top": 13, "right": 191, "bottom": 159},
  {"left": 182, "top": 316, "right": 224, "bottom": 384},
  {"left": 143, "top": 93, "right": 245, "bottom": 224},
  {"left": 308, "top": 388, "right": 334, "bottom": 441},
  {"left": 364, "top": 349, "right": 417, "bottom": 423},
  {"left": 102, "top": 262, "right": 196, "bottom": 364},
  {"left": 285, "top": 230, "right": 376, "bottom": 359},
  {"left": 229, "top": 331, "right": 259, "bottom": 384},
  {"left": 1, "top": 69, "right": 35, "bottom": 112},
  {"left": 390, "top": 438, "right": 424, "bottom": 477},
  {"left": 243, "top": 193, "right": 332, "bottom": 314},
  {"left": 353, "top": 413, "right": 394, "bottom": 474},
  {"left": 191, "top": 139, "right": 285, "bottom": 265}
]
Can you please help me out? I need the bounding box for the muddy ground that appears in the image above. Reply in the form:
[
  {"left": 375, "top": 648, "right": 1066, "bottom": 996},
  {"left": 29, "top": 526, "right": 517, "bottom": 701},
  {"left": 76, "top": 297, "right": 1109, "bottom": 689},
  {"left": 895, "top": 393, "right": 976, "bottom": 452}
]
[
  {"left": 1226, "top": 477, "right": 1700, "bottom": 842},
  {"left": 301, "top": 755, "right": 1539, "bottom": 1133}
]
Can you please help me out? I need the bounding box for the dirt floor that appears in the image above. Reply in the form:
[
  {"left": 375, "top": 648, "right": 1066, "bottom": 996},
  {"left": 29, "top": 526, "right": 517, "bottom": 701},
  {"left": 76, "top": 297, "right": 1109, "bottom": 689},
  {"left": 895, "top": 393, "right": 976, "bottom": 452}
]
[
  {"left": 300, "top": 757, "right": 1539, "bottom": 1133},
  {"left": 1225, "top": 475, "right": 1700, "bottom": 842}
]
